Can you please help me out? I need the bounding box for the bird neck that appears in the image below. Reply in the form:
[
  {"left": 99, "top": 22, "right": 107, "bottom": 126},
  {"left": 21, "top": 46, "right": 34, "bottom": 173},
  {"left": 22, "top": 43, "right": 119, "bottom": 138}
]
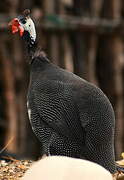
[
  {"left": 30, "top": 56, "right": 50, "bottom": 74},
  {"left": 27, "top": 40, "right": 37, "bottom": 59},
  {"left": 22, "top": 31, "right": 50, "bottom": 65},
  {"left": 22, "top": 31, "right": 37, "bottom": 59}
]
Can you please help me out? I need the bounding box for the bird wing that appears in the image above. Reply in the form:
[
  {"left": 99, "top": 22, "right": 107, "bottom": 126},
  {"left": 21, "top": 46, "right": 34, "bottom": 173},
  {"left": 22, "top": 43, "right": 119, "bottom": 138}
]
[
  {"left": 31, "top": 79, "right": 81, "bottom": 141},
  {"left": 30, "top": 79, "right": 86, "bottom": 156},
  {"left": 77, "top": 83, "right": 116, "bottom": 173}
]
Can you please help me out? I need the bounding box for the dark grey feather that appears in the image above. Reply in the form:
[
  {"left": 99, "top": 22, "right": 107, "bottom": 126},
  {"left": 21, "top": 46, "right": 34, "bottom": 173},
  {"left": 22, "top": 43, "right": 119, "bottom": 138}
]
[{"left": 27, "top": 57, "right": 116, "bottom": 173}]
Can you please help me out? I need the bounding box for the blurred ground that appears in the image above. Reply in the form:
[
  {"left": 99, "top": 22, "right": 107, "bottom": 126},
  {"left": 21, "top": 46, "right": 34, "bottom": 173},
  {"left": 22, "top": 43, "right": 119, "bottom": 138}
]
[{"left": 0, "top": 158, "right": 32, "bottom": 180}]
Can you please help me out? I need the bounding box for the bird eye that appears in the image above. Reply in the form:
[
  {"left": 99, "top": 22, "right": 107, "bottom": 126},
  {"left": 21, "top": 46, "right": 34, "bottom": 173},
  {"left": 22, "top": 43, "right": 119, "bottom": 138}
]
[{"left": 20, "top": 19, "right": 26, "bottom": 24}]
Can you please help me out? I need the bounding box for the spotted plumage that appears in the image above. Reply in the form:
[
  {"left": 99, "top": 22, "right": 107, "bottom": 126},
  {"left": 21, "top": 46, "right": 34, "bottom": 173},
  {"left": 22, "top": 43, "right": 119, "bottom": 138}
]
[
  {"left": 27, "top": 56, "right": 116, "bottom": 173},
  {"left": 10, "top": 9, "right": 117, "bottom": 174}
]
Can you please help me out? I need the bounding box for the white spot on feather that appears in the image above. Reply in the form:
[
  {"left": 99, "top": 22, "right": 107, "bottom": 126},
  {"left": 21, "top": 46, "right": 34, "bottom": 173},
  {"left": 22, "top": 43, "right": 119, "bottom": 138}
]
[{"left": 27, "top": 101, "right": 31, "bottom": 120}]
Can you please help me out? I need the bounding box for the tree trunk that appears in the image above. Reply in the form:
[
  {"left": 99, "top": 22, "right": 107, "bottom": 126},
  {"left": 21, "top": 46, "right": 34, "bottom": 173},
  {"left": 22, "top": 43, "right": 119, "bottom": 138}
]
[
  {"left": 0, "top": 35, "right": 18, "bottom": 153},
  {"left": 96, "top": 0, "right": 123, "bottom": 159},
  {"left": 72, "top": 0, "right": 103, "bottom": 83}
]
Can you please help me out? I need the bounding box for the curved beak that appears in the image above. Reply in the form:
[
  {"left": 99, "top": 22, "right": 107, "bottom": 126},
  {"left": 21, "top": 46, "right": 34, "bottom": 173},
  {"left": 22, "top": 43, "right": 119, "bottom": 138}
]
[{"left": 8, "top": 18, "right": 24, "bottom": 37}]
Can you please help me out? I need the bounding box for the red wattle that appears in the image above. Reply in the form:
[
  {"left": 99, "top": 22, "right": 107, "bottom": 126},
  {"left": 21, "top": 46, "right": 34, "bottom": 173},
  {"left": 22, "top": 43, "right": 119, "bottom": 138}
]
[
  {"left": 12, "top": 25, "right": 19, "bottom": 34},
  {"left": 10, "top": 18, "right": 24, "bottom": 37},
  {"left": 18, "top": 26, "right": 24, "bottom": 36}
]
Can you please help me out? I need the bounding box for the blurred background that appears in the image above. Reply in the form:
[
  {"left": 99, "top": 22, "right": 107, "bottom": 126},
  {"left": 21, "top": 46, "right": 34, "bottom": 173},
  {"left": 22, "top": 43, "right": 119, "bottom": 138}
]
[{"left": 0, "top": 0, "right": 124, "bottom": 160}]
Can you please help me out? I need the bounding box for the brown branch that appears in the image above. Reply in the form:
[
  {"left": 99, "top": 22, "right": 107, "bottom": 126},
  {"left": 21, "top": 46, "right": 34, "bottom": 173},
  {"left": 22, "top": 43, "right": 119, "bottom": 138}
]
[{"left": 0, "top": 136, "right": 14, "bottom": 154}]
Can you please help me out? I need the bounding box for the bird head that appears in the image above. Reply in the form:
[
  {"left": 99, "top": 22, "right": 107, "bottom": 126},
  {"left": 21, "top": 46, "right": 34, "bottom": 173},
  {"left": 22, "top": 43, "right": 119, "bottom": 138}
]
[{"left": 9, "top": 9, "right": 36, "bottom": 43}]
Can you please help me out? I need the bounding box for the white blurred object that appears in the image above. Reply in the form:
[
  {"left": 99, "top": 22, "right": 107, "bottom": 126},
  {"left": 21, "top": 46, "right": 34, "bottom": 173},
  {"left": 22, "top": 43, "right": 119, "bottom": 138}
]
[
  {"left": 22, "top": 156, "right": 112, "bottom": 180},
  {"left": 61, "top": 0, "right": 73, "bottom": 6}
]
